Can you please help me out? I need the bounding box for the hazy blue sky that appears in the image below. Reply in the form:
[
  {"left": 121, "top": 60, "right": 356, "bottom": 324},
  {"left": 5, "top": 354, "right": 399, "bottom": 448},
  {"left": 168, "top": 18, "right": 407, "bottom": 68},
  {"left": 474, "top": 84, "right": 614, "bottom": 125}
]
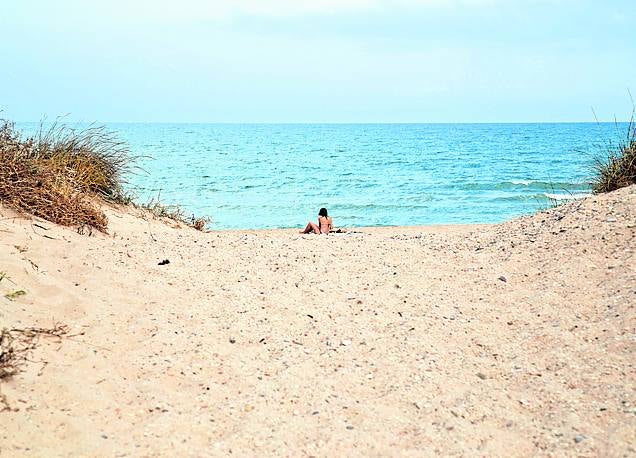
[{"left": 1, "top": 0, "right": 635, "bottom": 122}]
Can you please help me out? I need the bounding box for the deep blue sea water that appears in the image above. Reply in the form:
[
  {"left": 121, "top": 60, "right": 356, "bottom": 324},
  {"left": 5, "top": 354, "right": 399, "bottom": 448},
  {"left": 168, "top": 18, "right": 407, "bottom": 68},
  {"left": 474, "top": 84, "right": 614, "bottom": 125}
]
[{"left": 15, "top": 122, "right": 628, "bottom": 229}]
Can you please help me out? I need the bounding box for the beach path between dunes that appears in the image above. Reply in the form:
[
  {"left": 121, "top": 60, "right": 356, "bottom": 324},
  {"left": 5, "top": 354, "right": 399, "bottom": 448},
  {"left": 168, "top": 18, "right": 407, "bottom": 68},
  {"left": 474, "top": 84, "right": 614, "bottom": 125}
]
[{"left": 1, "top": 186, "right": 635, "bottom": 456}]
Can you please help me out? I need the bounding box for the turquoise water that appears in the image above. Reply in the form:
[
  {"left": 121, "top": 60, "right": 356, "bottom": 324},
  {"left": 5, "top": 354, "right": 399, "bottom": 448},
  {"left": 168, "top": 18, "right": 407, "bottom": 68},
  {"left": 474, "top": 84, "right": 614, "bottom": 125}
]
[{"left": 16, "top": 122, "right": 627, "bottom": 229}]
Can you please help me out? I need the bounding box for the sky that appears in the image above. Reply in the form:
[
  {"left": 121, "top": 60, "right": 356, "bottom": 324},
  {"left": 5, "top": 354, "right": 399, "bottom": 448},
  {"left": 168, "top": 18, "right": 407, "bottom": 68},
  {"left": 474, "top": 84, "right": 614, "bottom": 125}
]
[{"left": 1, "top": 0, "right": 635, "bottom": 123}]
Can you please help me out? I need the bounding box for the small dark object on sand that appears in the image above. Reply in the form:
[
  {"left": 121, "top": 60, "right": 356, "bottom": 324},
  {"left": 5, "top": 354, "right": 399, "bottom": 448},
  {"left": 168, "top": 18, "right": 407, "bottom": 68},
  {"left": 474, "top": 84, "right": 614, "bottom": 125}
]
[
  {"left": 498, "top": 276, "right": 507, "bottom": 282},
  {"left": 158, "top": 259, "right": 170, "bottom": 266}
]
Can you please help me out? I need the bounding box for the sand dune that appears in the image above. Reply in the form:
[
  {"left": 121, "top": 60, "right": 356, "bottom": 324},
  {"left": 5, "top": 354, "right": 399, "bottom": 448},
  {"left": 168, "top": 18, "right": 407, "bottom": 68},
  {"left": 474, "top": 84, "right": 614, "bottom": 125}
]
[{"left": 1, "top": 186, "right": 635, "bottom": 456}]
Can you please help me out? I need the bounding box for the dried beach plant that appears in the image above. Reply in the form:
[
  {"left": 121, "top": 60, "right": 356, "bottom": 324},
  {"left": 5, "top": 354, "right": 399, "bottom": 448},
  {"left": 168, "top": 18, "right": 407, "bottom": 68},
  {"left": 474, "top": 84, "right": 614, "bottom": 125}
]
[
  {"left": 0, "top": 119, "right": 137, "bottom": 231},
  {"left": 0, "top": 323, "right": 69, "bottom": 382},
  {"left": 592, "top": 106, "right": 636, "bottom": 193}
]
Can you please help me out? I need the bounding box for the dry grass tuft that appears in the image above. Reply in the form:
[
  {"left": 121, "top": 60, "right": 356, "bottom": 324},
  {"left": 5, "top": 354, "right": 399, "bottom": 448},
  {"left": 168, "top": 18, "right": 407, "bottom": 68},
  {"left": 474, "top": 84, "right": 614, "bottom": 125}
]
[
  {"left": 140, "top": 197, "right": 187, "bottom": 222},
  {"left": 138, "top": 195, "right": 210, "bottom": 231},
  {"left": 192, "top": 217, "right": 207, "bottom": 231},
  {"left": 1, "top": 323, "right": 69, "bottom": 410},
  {"left": 0, "top": 324, "right": 69, "bottom": 382},
  {"left": 0, "top": 119, "right": 136, "bottom": 232},
  {"left": 1, "top": 118, "right": 211, "bottom": 232},
  {"left": 592, "top": 114, "right": 636, "bottom": 194}
]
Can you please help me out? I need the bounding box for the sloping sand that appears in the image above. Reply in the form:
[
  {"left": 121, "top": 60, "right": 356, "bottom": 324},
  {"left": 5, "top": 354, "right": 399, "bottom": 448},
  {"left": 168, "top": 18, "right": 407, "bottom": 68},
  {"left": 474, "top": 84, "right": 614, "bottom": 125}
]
[{"left": 1, "top": 186, "right": 635, "bottom": 456}]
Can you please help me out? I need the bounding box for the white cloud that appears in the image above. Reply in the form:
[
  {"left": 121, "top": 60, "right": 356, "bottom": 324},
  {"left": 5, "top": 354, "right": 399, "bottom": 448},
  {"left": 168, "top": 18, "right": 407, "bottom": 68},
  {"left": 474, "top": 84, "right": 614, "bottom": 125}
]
[
  {"left": 239, "top": 0, "right": 504, "bottom": 16},
  {"left": 238, "top": 0, "right": 378, "bottom": 16},
  {"left": 80, "top": 0, "right": 506, "bottom": 22},
  {"left": 86, "top": 0, "right": 377, "bottom": 21}
]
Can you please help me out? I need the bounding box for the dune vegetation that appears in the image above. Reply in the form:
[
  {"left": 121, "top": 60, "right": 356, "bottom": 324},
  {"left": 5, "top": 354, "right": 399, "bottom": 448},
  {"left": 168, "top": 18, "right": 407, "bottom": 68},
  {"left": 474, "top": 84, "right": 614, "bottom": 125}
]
[
  {"left": 592, "top": 116, "right": 636, "bottom": 194},
  {"left": 0, "top": 119, "right": 206, "bottom": 232},
  {"left": 0, "top": 119, "right": 133, "bottom": 232}
]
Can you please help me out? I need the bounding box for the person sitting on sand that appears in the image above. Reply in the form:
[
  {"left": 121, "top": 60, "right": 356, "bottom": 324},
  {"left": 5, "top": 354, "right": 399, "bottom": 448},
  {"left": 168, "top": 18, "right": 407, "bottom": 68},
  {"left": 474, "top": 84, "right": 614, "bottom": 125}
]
[{"left": 301, "top": 207, "right": 333, "bottom": 234}]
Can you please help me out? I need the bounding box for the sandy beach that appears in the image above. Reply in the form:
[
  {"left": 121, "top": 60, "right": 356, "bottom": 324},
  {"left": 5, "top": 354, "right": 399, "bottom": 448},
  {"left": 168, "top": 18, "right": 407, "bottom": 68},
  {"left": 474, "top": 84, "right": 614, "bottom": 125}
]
[{"left": 1, "top": 186, "right": 634, "bottom": 456}]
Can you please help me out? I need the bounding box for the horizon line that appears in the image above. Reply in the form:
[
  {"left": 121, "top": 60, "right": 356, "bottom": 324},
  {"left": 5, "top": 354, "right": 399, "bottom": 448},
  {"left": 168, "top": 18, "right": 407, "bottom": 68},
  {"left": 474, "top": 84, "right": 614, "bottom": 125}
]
[{"left": 11, "top": 119, "right": 633, "bottom": 125}]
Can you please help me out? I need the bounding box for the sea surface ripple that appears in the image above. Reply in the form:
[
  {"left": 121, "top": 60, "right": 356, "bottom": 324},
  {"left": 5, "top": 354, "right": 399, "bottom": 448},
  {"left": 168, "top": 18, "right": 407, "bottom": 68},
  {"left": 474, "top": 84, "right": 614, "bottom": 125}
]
[{"left": 17, "top": 122, "right": 626, "bottom": 229}]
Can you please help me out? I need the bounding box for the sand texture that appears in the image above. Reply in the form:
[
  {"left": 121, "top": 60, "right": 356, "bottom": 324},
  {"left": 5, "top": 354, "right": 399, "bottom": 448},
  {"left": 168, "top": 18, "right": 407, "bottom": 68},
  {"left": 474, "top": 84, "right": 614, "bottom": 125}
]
[{"left": 1, "top": 186, "right": 635, "bottom": 457}]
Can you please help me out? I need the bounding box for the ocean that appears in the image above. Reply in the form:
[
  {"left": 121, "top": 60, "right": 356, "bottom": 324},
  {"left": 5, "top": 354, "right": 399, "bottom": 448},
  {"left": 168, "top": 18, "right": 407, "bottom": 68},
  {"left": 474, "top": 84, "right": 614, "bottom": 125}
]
[{"left": 16, "top": 122, "right": 626, "bottom": 230}]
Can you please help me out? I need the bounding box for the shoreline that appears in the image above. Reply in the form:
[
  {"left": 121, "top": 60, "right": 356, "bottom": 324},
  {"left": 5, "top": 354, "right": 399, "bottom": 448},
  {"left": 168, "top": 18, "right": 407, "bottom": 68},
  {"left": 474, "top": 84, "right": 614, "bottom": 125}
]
[{"left": 206, "top": 222, "right": 494, "bottom": 235}]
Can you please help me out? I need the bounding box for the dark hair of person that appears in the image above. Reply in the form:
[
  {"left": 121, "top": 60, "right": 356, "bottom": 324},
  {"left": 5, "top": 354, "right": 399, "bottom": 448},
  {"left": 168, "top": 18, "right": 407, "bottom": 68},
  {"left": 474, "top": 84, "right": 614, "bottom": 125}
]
[{"left": 318, "top": 208, "right": 328, "bottom": 217}]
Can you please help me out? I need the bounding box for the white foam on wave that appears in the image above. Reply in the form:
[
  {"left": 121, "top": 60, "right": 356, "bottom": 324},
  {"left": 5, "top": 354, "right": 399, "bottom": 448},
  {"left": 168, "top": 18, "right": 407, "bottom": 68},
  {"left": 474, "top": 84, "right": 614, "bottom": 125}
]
[
  {"left": 544, "top": 192, "right": 590, "bottom": 201},
  {"left": 511, "top": 179, "right": 533, "bottom": 185}
]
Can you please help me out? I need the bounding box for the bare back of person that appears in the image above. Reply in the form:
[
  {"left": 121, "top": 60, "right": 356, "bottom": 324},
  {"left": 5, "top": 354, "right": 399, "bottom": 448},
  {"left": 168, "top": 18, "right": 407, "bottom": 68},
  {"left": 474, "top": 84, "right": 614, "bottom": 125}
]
[{"left": 318, "top": 216, "right": 332, "bottom": 234}]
